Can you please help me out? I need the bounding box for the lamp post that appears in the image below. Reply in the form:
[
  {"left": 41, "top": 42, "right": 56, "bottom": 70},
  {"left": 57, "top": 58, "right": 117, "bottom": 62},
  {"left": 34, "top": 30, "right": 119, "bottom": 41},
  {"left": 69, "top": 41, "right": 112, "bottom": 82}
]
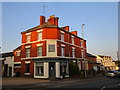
[
  {"left": 82, "top": 24, "right": 87, "bottom": 78},
  {"left": 82, "top": 24, "right": 85, "bottom": 39}
]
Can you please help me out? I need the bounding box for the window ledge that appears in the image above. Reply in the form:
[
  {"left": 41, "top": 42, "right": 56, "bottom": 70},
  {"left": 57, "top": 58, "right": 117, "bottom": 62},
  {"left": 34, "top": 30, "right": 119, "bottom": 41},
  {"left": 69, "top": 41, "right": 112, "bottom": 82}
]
[{"left": 25, "top": 73, "right": 30, "bottom": 75}]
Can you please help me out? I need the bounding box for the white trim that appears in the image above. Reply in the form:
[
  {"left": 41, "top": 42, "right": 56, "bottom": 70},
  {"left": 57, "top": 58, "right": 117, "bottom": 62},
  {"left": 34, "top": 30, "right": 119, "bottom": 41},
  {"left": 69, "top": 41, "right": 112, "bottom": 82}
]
[
  {"left": 71, "top": 35, "right": 74, "bottom": 38},
  {"left": 36, "top": 43, "right": 43, "bottom": 47},
  {"left": 61, "top": 44, "right": 65, "bottom": 47},
  {"left": 25, "top": 73, "right": 30, "bottom": 75},
  {"left": 14, "top": 66, "right": 21, "bottom": 68},
  {"left": 25, "top": 45, "right": 31, "bottom": 48},
  {"left": 25, "top": 32, "right": 31, "bottom": 35},
  {"left": 60, "top": 30, "right": 65, "bottom": 34},
  {"left": 21, "top": 56, "right": 86, "bottom": 60},
  {"left": 21, "top": 39, "right": 86, "bottom": 50},
  {"left": 21, "top": 39, "right": 46, "bottom": 45},
  {"left": 72, "top": 47, "right": 75, "bottom": 49},
  {"left": 25, "top": 61, "right": 31, "bottom": 64},
  {"left": 37, "top": 29, "right": 43, "bottom": 32},
  {"left": 14, "top": 62, "right": 21, "bottom": 64}
]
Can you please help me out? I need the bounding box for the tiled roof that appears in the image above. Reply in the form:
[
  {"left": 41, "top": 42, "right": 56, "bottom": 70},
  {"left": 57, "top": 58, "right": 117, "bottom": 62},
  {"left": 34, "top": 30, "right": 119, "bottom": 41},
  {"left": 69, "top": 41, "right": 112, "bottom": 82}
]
[
  {"left": 1, "top": 52, "right": 14, "bottom": 58},
  {"left": 21, "top": 22, "right": 57, "bottom": 34}
]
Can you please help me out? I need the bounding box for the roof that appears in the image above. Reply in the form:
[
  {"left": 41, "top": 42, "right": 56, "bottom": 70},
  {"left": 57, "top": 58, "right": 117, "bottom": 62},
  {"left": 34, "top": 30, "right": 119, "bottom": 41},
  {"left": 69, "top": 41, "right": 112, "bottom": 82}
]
[
  {"left": 87, "top": 53, "right": 96, "bottom": 58},
  {"left": 98, "top": 55, "right": 111, "bottom": 58},
  {"left": 13, "top": 46, "right": 21, "bottom": 51},
  {"left": 21, "top": 21, "right": 86, "bottom": 41},
  {"left": 21, "top": 22, "right": 57, "bottom": 34},
  {"left": 0, "top": 52, "right": 14, "bottom": 58}
]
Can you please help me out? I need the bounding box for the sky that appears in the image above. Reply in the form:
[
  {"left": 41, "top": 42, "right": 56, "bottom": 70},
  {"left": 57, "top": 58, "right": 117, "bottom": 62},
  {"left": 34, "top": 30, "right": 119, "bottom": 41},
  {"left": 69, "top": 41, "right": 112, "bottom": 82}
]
[{"left": 2, "top": 2, "right": 118, "bottom": 60}]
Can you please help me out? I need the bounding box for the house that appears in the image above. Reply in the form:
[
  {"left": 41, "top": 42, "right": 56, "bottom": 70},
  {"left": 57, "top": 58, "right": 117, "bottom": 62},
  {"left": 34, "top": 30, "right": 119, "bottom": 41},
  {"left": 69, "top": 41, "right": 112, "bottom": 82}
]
[
  {"left": 0, "top": 52, "right": 14, "bottom": 77},
  {"left": 98, "top": 55, "right": 115, "bottom": 70},
  {"left": 87, "top": 53, "right": 100, "bottom": 71},
  {"left": 13, "top": 15, "right": 87, "bottom": 79}
]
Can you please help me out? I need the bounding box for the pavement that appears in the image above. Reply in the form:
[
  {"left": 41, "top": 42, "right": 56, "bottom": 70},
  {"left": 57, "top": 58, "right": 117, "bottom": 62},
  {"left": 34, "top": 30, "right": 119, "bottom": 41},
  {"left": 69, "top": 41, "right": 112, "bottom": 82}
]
[{"left": 2, "top": 74, "right": 103, "bottom": 86}]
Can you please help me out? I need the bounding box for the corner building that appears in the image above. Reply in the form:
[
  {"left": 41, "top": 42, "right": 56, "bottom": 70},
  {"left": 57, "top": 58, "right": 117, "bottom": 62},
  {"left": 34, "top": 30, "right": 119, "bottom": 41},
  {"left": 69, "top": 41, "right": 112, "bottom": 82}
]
[{"left": 14, "top": 15, "right": 87, "bottom": 79}]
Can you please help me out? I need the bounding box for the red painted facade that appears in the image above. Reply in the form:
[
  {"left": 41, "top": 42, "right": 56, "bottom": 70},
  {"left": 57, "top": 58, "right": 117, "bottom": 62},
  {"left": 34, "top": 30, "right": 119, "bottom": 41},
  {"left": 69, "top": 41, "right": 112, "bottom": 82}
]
[{"left": 13, "top": 15, "right": 87, "bottom": 78}]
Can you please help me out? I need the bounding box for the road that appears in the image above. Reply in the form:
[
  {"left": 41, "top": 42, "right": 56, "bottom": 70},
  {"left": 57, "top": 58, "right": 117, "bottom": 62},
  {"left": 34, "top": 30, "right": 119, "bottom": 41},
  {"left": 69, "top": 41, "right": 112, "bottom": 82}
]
[{"left": 2, "top": 76, "right": 120, "bottom": 90}]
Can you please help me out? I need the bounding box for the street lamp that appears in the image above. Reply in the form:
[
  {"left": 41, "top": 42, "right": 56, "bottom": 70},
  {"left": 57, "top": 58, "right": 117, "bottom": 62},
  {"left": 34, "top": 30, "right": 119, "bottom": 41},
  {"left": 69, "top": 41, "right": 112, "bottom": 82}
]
[
  {"left": 82, "top": 24, "right": 87, "bottom": 78},
  {"left": 82, "top": 24, "right": 85, "bottom": 39}
]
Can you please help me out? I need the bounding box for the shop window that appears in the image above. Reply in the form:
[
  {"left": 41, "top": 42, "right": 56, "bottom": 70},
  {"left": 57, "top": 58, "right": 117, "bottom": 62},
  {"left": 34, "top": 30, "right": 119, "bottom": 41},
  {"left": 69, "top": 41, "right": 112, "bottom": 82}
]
[{"left": 36, "top": 63, "right": 44, "bottom": 76}]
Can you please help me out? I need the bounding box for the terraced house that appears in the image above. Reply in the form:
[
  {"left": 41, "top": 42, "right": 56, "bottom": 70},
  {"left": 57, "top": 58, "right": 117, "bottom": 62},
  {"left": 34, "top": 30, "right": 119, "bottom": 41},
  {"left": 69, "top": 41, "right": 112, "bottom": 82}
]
[{"left": 13, "top": 15, "right": 87, "bottom": 79}]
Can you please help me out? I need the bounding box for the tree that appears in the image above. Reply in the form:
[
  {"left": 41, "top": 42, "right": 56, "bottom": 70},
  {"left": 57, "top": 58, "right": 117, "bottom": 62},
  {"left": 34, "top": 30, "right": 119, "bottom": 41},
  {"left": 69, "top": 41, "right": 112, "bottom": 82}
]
[{"left": 69, "top": 62, "right": 80, "bottom": 77}]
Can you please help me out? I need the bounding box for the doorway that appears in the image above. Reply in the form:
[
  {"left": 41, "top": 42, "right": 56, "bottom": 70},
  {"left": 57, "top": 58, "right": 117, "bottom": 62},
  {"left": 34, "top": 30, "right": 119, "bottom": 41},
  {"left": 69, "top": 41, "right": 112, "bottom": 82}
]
[
  {"left": 49, "top": 62, "right": 55, "bottom": 78},
  {"left": 9, "top": 67, "right": 12, "bottom": 77}
]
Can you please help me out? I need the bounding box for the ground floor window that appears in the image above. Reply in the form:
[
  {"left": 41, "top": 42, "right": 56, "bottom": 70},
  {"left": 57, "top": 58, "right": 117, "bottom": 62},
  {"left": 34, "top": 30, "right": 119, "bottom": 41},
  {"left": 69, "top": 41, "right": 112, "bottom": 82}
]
[
  {"left": 25, "top": 63, "right": 30, "bottom": 73},
  {"left": 60, "top": 62, "right": 67, "bottom": 77},
  {"left": 36, "top": 62, "right": 44, "bottom": 76}
]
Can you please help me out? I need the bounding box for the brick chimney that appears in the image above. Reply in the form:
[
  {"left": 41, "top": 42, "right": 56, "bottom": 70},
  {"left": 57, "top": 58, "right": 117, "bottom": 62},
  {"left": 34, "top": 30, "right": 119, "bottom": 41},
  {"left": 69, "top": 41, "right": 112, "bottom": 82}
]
[
  {"left": 71, "top": 31, "right": 78, "bottom": 35},
  {"left": 47, "top": 15, "right": 59, "bottom": 26},
  {"left": 61, "top": 26, "right": 69, "bottom": 31},
  {"left": 40, "top": 16, "right": 45, "bottom": 25}
]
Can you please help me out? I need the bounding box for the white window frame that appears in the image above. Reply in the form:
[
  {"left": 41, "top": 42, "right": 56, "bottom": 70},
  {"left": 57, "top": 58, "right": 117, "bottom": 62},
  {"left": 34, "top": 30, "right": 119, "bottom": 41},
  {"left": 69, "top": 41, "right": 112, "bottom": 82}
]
[
  {"left": 61, "top": 33, "right": 64, "bottom": 41},
  {"left": 61, "top": 45, "right": 65, "bottom": 57},
  {"left": 71, "top": 36, "right": 74, "bottom": 45},
  {"left": 81, "top": 50, "right": 84, "bottom": 58},
  {"left": 26, "top": 34, "right": 31, "bottom": 43},
  {"left": 37, "top": 31, "right": 42, "bottom": 40},
  {"left": 72, "top": 47, "right": 75, "bottom": 58},
  {"left": 26, "top": 48, "right": 30, "bottom": 58},
  {"left": 81, "top": 40, "right": 83, "bottom": 48},
  {"left": 37, "top": 46, "right": 42, "bottom": 56},
  {"left": 48, "top": 44, "right": 55, "bottom": 52},
  {"left": 16, "top": 50, "right": 21, "bottom": 56}
]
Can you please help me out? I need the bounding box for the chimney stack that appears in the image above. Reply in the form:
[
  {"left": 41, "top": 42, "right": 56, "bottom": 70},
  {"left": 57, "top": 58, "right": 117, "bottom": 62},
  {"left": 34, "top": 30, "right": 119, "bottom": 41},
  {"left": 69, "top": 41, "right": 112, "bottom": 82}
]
[
  {"left": 71, "top": 31, "right": 78, "bottom": 35},
  {"left": 61, "top": 26, "right": 69, "bottom": 31},
  {"left": 47, "top": 15, "right": 59, "bottom": 26},
  {"left": 40, "top": 16, "right": 45, "bottom": 25}
]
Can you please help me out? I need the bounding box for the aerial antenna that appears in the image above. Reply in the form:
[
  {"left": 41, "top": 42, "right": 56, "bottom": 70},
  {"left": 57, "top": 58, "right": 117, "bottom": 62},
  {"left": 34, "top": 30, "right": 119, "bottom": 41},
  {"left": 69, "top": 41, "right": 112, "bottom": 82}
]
[{"left": 43, "top": 6, "right": 45, "bottom": 16}]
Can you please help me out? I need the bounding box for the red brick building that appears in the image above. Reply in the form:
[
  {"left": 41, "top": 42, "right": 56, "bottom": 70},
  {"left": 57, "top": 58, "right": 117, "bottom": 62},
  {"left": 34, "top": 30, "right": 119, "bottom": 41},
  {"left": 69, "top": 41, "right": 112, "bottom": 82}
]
[{"left": 13, "top": 15, "right": 87, "bottom": 79}]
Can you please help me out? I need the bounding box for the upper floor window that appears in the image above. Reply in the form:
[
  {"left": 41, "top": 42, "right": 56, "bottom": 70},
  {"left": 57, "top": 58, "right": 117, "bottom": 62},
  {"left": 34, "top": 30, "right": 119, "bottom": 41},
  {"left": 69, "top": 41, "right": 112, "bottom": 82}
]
[
  {"left": 26, "top": 48, "right": 30, "bottom": 57},
  {"left": 61, "top": 33, "right": 64, "bottom": 41},
  {"left": 16, "top": 50, "right": 21, "bottom": 56},
  {"left": 38, "top": 31, "right": 42, "bottom": 40},
  {"left": 81, "top": 50, "right": 84, "bottom": 58},
  {"left": 72, "top": 48, "right": 75, "bottom": 58},
  {"left": 72, "top": 36, "right": 74, "bottom": 45},
  {"left": 80, "top": 40, "right": 83, "bottom": 47},
  {"left": 48, "top": 45, "right": 55, "bottom": 52},
  {"left": 61, "top": 46, "right": 65, "bottom": 57},
  {"left": 26, "top": 35, "right": 31, "bottom": 43},
  {"left": 38, "top": 46, "right": 42, "bottom": 56}
]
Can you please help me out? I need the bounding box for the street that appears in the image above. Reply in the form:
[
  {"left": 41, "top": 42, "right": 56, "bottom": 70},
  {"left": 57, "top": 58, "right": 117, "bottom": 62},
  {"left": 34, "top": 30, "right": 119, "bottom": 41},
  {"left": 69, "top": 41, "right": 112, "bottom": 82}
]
[{"left": 2, "top": 76, "right": 120, "bottom": 90}]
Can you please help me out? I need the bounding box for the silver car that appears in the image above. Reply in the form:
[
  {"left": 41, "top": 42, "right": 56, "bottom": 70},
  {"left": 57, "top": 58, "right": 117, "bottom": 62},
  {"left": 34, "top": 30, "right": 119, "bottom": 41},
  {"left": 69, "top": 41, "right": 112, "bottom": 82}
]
[{"left": 106, "top": 70, "right": 119, "bottom": 77}]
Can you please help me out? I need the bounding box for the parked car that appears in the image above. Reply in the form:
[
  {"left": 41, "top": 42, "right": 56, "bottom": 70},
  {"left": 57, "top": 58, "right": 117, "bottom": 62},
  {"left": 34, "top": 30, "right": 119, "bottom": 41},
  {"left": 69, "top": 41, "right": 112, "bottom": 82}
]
[{"left": 106, "top": 70, "right": 119, "bottom": 77}]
